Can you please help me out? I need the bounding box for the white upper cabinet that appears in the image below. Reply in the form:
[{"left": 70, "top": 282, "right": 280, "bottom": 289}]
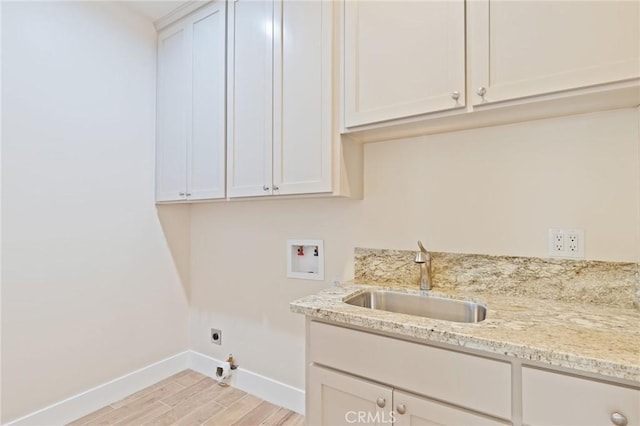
[
  {"left": 227, "top": 0, "right": 343, "bottom": 198},
  {"left": 273, "top": 0, "right": 332, "bottom": 195},
  {"left": 155, "top": 0, "right": 361, "bottom": 202},
  {"left": 342, "top": 0, "right": 640, "bottom": 140},
  {"left": 189, "top": 5, "right": 227, "bottom": 199},
  {"left": 226, "top": 0, "right": 273, "bottom": 198},
  {"left": 156, "top": 2, "right": 226, "bottom": 202},
  {"left": 343, "top": 0, "right": 466, "bottom": 128},
  {"left": 157, "top": 25, "right": 188, "bottom": 202},
  {"left": 468, "top": 0, "right": 640, "bottom": 106},
  {"left": 227, "top": 0, "right": 352, "bottom": 197}
]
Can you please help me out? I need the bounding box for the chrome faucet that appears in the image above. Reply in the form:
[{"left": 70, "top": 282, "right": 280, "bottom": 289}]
[{"left": 414, "top": 241, "right": 432, "bottom": 291}]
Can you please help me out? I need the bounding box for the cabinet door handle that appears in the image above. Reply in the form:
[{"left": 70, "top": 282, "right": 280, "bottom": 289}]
[
  {"left": 376, "top": 397, "right": 386, "bottom": 408},
  {"left": 179, "top": 192, "right": 186, "bottom": 197},
  {"left": 451, "top": 91, "right": 460, "bottom": 102},
  {"left": 186, "top": 193, "right": 192, "bottom": 197},
  {"left": 263, "top": 185, "right": 270, "bottom": 191},
  {"left": 272, "top": 185, "right": 279, "bottom": 191},
  {"left": 611, "top": 412, "right": 628, "bottom": 426},
  {"left": 396, "top": 404, "right": 406, "bottom": 415},
  {"left": 476, "top": 87, "right": 487, "bottom": 102}
]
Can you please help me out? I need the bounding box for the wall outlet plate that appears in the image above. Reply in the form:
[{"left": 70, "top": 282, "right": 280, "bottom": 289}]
[
  {"left": 211, "top": 328, "right": 222, "bottom": 345},
  {"left": 548, "top": 228, "right": 584, "bottom": 258}
]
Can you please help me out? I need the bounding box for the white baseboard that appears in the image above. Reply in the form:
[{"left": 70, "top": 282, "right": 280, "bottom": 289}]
[
  {"left": 188, "top": 351, "right": 305, "bottom": 415},
  {"left": 5, "top": 352, "right": 190, "bottom": 426},
  {"left": 4, "top": 350, "right": 304, "bottom": 425}
]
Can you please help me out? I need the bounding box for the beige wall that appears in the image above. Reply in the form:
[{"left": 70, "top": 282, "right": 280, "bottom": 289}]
[
  {"left": 189, "top": 108, "right": 640, "bottom": 391},
  {"left": 1, "top": 2, "right": 190, "bottom": 422}
]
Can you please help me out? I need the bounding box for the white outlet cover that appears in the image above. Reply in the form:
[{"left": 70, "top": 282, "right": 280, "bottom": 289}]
[
  {"left": 548, "top": 228, "right": 585, "bottom": 259},
  {"left": 565, "top": 229, "right": 585, "bottom": 258}
]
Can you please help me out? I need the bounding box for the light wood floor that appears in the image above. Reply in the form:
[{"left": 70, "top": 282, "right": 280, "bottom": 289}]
[{"left": 67, "top": 370, "right": 304, "bottom": 426}]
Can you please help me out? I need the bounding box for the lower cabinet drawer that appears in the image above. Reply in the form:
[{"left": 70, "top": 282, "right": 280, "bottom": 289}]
[
  {"left": 309, "top": 321, "right": 512, "bottom": 420},
  {"left": 522, "top": 366, "right": 640, "bottom": 426}
]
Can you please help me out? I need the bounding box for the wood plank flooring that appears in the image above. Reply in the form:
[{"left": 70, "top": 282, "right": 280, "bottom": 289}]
[{"left": 67, "top": 370, "right": 304, "bottom": 426}]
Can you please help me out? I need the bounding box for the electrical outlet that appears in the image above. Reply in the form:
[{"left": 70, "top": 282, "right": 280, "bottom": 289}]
[
  {"left": 211, "top": 328, "right": 222, "bottom": 345},
  {"left": 548, "top": 228, "right": 584, "bottom": 258},
  {"left": 554, "top": 232, "right": 564, "bottom": 252},
  {"left": 566, "top": 230, "right": 584, "bottom": 257},
  {"left": 549, "top": 229, "right": 565, "bottom": 254}
]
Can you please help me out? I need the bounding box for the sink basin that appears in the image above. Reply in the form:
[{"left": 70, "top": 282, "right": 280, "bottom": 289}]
[{"left": 344, "top": 290, "right": 486, "bottom": 323}]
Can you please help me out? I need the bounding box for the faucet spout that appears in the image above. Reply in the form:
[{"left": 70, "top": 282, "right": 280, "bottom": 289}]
[{"left": 414, "top": 241, "right": 432, "bottom": 291}]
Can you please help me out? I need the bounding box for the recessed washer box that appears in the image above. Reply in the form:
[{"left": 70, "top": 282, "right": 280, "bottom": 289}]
[{"left": 287, "top": 239, "right": 324, "bottom": 281}]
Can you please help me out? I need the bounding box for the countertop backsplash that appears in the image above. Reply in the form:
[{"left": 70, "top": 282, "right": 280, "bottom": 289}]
[{"left": 354, "top": 248, "right": 640, "bottom": 310}]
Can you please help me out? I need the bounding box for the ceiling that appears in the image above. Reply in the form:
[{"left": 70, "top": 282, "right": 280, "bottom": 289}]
[{"left": 120, "top": 1, "right": 193, "bottom": 22}]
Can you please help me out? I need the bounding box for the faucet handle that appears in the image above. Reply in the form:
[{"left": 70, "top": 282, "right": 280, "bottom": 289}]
[
  {"left": 416, "top": 241, "right": 433, "bottom": 291},
  {"left": 415, "top": 241, "right": 429, "bottom": 263}
]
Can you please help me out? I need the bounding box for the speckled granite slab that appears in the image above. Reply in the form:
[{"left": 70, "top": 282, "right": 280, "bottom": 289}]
[
  {"left": 354, "top": 248, "right": 640, "bottom": 309},
  {"left": 290, "top": 284, "right": 640, "bottom": 383}
]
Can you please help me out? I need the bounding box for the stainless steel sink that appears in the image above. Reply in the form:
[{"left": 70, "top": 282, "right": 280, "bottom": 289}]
[{"left": 344, "top": 290, "right": 486, "bottom": 323}]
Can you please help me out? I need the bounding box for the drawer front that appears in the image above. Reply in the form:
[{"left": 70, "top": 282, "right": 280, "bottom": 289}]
[
  {"left": 309, "top": 321, "right": 512, "bottom": 419},
  {"left": 522, "top": 366, "right": 640, "bottom": 426}
]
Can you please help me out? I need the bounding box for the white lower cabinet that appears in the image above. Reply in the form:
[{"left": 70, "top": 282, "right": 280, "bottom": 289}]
[
  {"left": 308, "top": 365, "right": 393, "bottom": 426},
  {"left": 308, "top": 365, "right": 507, "bottom": 426},
  {"left": 394, "top": 390, "right": 506, "bottom": 426},
  {"left": 307, "top": 321, "right": 512, "bottom": 425},
  {"left": 306, "top": 320, "right": 640, "bottom": 426},
  {"left": 522, "top": 366, "right": 640, "bottom": 426}
]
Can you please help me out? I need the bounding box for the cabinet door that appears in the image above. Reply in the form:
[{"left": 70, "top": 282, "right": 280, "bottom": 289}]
[
  {"left": 393, "top": 390, "right": 508, "bottom": 426},
  {"left": 344, "top": 0, "right": 465, "bottom": 128},
  {"left": 188, "top": 3, "right": 226, "bottom": 200},
  {"left": 156, "top": 23, "right": 188, "bottom": 202},
  {"left": 309, "top": 321, "right": 512, "bottom": 420},
  {"left": 469, "top": 0, "right": 640, "bottom": 105},
  {"left": 227, "top": 0, "right": 274, "bottom": 198},
  {"left": 522, "top": 366, "right": 640, "bottom": 426},
  {"left": 307, "top": 365, "right": 393, "bottom": 426},
  {"left": 272, "top": 0, "right": 332, "bottom": 195}
]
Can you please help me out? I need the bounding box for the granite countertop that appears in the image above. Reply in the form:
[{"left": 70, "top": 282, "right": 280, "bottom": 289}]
[{"left": 290, "top": 282, "right": 640, "bottom": 383}]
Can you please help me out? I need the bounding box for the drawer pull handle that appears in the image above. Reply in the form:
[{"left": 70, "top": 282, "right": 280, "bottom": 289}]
[
  {"left": 611, "top": 412, "right": 628, "bottom": 426},
  {"left": 376, "top": 397, "right": 386, "bottom": 408},
  {"left": 396, "top": 404, "right": 406, "bottom": 415}
]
